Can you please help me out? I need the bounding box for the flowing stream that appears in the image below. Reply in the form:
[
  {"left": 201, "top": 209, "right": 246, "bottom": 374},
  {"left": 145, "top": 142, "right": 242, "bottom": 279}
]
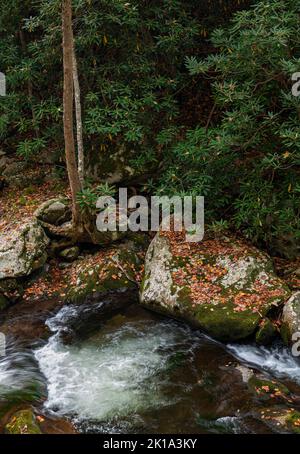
[{"left": 1, "top": 302, "right": 300, "bottom": 434}]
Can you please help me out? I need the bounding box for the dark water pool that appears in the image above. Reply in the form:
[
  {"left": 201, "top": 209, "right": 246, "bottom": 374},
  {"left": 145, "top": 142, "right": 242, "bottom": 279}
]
[{"left": 1, "top": 303, "right": 300, "bottom": 434}]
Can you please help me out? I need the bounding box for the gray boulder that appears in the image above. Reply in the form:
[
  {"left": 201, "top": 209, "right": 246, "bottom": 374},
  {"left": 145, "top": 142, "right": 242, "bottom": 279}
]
[
  {"left": 140, "top": 231, "right": 290, "bottom": 342},
  {"left": 0, "top": 221, "right": 49, "bottom": 280},
  {"left": 34, "top": 198, "right": 71, "bottom": 226}
]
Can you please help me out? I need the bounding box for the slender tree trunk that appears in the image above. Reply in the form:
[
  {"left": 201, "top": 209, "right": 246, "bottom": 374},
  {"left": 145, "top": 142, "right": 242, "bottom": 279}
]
[
  {"left": 62, "top": 0, "right": 82, "bottom": 227},
  {"left": 72, "top": 44, "right": 84, "bottom": 186}
]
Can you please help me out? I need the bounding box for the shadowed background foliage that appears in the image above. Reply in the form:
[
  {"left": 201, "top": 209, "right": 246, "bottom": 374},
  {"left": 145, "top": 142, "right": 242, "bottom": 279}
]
[{"left": 1, "top": 0, "right": 299, "bottom": 257}]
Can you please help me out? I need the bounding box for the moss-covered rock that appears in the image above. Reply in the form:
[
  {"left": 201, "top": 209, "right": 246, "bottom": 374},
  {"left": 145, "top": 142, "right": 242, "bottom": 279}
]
[
  {"left": 255, "top": 318, "right": 277, "bottom": 345},
  {"left": 5, "top": 409, "right": 41, "bottom": 434},
  {"left": 281, "top": 292, "right": 300, "bottom": 345},
  {"left": 256, "top": 408, "right": 300, "bottom": 434},
  {"left": 66, "top": 235, "right": 147, "bottom": 304},
  {"left": 0, "top": 383, "right": 45, "bottom": 408},
  {"left": 248, "top": 375, "right": 290, "bottom": 402},
  {"left": 140, "top": 231, "right": 290, "bottom": 342},
  {"left": 286, "top": 411, "right": 300, "bottom": 434}
]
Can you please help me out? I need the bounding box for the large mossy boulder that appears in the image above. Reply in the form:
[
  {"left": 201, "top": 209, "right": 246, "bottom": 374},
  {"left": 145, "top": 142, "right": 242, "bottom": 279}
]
[
  {"left": 281, "top": 292, "right": 300, "bottom": 345},
  {"left": 140, "top": 231, "right": 290, "bottom": 342}
]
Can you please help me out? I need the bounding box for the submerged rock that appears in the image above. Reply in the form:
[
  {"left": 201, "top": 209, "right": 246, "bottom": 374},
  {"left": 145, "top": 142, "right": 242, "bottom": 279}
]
[
  {"left": 281, "top": 292, "right": 300, "bottom": 345},
  {"left": 140, "top": 231, "right": 290, "bottom": 342}
]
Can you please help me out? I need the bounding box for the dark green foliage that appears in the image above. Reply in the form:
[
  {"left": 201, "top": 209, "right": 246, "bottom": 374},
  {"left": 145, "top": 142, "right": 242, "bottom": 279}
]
[
  {"left": 77, "top": 182, "right": 115, "bottom": 213},
  {"left": 0, "top": 0, "right": 251, "bottom": 158},
  {"left": 1, "top": 0, "right": 297, "bottom": 254},
  {"left": 1, "top": 0, "right": 202, "bottom": 158},
  {"left": 158, "top": 0, "right": 300, "bottom": 254}
]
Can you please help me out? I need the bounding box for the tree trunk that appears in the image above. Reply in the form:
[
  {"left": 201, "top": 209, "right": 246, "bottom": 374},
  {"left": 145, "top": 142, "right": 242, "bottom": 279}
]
[
  {"left": 62, "top": 0, "right": 82, "bottom": 227},
  {"left": 72, "top": 43, "right": 84, "bottom": 186}
]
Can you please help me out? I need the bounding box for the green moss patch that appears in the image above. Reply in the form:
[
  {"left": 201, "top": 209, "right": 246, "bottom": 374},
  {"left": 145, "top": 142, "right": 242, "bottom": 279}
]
[
  {"left": 248, "top": 376, "right": 290, "bottom": 402},
  {"left": 255, "top": 318, "right": 277, "bottom": 345},
  {"left": 5, "top": 409, "right": 42, "bottom": 434}
]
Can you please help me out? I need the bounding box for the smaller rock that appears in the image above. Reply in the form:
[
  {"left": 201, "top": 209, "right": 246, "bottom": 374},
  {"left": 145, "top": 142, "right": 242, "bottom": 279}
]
[
  {"left": 58, "top": 262, "right": 73, "bottom": 269},
  {"left": 66, "top": 238, "right": 146, "bottom": 304},
  {"left": 255, "top": 318, "right": 277, "bottom": 345},
  {"left": 256, "top": 407, "right": 300, "bottom": 434},
  {"left": 34, "top": 198, "right": 71, "bottom": 226},
  {"left": 59, "top": 246, "right": 80, "bottom": 262},
  {"left": 285, "top": 410, "right": 300, "bottom": 434},
  {"left": 281, "top": 292, "right": 300, "bottom": 345}
]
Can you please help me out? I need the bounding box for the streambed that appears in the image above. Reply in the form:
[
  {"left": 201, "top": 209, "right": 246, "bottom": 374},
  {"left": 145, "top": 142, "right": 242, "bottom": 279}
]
[{"left": 1, "top": 302, "right": 300, "bottom": 434}]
